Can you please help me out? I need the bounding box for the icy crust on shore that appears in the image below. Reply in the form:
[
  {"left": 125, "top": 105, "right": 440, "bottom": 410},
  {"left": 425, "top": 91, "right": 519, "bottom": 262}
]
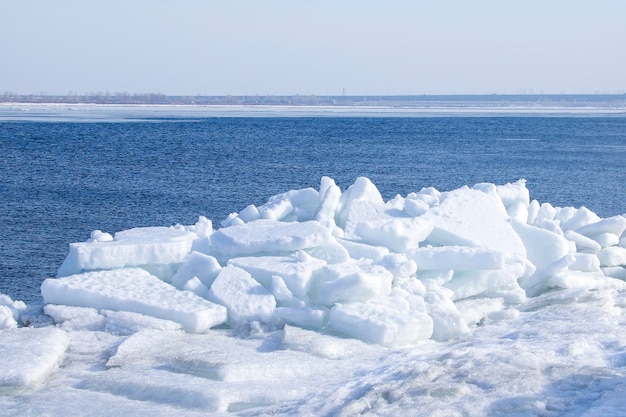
[{"left": 39, "top": 177, "right": 626, "bottom": 346}]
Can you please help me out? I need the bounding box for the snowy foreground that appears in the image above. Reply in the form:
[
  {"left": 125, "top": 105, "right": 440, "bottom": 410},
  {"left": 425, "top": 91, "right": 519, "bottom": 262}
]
[{"left": 2, "top": 177, "right": 626, "bottom": 416}]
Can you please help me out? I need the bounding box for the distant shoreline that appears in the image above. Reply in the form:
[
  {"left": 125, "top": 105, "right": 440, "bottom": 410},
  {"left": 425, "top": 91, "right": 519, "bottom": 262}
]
[
  {"left": 2, "top": 93, "right": 626, "bottom": 108},
  {"left": 3, "top": 101, "right": 626, "bottom": 121}
]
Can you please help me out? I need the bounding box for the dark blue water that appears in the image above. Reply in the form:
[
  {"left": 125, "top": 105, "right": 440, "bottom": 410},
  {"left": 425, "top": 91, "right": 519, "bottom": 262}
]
[{"left": 1, "top": 117, "right": 625, "bottom": 303}]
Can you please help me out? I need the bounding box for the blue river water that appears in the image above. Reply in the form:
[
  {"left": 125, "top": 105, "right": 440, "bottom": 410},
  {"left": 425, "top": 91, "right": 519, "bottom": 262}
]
[{"left": 1, "top": 115, "right": 625, "bottom": 303}]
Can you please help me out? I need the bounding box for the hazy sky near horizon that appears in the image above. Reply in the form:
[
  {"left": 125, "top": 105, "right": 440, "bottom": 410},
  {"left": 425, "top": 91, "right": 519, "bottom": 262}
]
[{"left": 2, "top": 1, "right": 625, "bottom": 96}]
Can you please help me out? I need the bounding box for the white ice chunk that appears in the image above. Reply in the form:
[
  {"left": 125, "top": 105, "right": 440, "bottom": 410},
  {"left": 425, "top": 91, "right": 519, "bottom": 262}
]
[
  {"left": 422, "top": 186, "right": 526, "bottom": 256},
  {"left": 0, "top": 305, "right": 17, "bottom": 329},
  {"left": 547, "top": 270, "right": 626, "bottom": 292},
  {"left": 354, "top": 217, "right": 434, "bottom": 253},
  {"left": 598, "top": 246, "right": 626, "bottom": 267},
  {"left": 507, "top": 201, "right": 529, "bottom": 223},
  {"left": 188, "top": 216, "right": 214, "bottom": 254},
  {"left": 417, "top": 269, "right": 454, "bottom": 287},
  {"left": 341, "top": 200, "right": 390, "bottom": 238},
  {"left": 590, "top": 232, "right": 620, "bottom": 248},
  {"left": 315, "top": 263, "right": 393, "bottom": 306},
  {"left": 41, "top": 268, "right": 227, "bottom": 333},
  {"left": 260, "top": 195, "right": 294, "bottom": 220},
  {"left": 171, "top": 251, "right": 222, "bottom": 290},
  {"left": 552, "top": 207, "right": 575, "bottom": 227},
  {"left": 47, "top": 306, "right": 185, "bottom": 335},
  {"left": 455, "top": 297, "right": 505, "bottom": 326},
  {"left": 305, "top": 238, "right": 351, "bottom": 264},
  {"left": 207, "top": 265, "right": 276, "bottom": 325},
  {"left": 511, "top": 220, "right": 571, "bottom": 271},
  {"left": 407, "top": 246, "right": 505, "bottom": 271},
  {"left": 484, "top": 283, "right": 528, "bottom": 304},
  {"left": 256, "top": 188, "right": 319, "bottom": 221},
  {"left": 328, "top": 302, "right": 433, "bottom": 347},
  {"left": 57, "top": 226, "right": 197, "bottom": 277},
  {"left": 336, "top": 177, "right": 385, "bottom": 233},
  {"left": 315, "top": 176, "right": 342, "bottom": 233},
  {"left": 139, "top": 263, "right": 180, "bottom": 283},
  {"left": 534, "top": 218, "right": 564, "bottom": 235},
  {"left": 520, "top": 254, "right": 576, "bottom": 297},
  {"left": 560, "top": 206, "right": 602, "bottom": 231},
  {"left": 535, "top": 202, "right": 557, "bottom": 223},
  {"left": 471, "top": 181, "right": 497, "bottom": 196},
  {"left": 564, "top": 229, "right": 603, "bottom": 252},
  {"left": 389, "top": 276, "right": 428, "bottom": 312},
  {"left": 186, "top": 215, "right": 213, "bottom": 239},
  {"left": 379, "top": 253, "right": 418, "bottom": 280},
  {"left": 273, "top": 307, "right": 327, "bottom": 329},
  {"left": 0, "top": 327, "right": 69, "bottom": 387},
  {"left": 0, "top": 294, "right": 25, "bottom": 329},
  {"left": 426, "top": 288, "right": 471, "bottom": 341},
  {"left": 228, "top": 251, "right": 326, "bottom": 298},
  {"left": 210, "top": 219, "right": 331, "bottom": 258},
  {"left": 602, "top": 266, "right": 626, "bottom": 280},
  {"left": 554, "top": 206, "right": 577, "bottom": 226},
  {"left": 337, "top": 238, "right": 390, "bottom": 262},
  {"left": 402, "top": 197, "right": 430, "bottom": 217},
  {"left": 285, "top": 188, "right": 322, "bottom": 221},
  {"left": 496, "top": 179, "right": 530, "bottom": 208},
  {"left": 102, "top": 309, "right": 183, "bottom": 334},
  {"left": 183, "top": 277, "right": 209, "bottom": 298},
  {"left": 259, "top": 188, "right": 319, "bottom": 222},
  {"left": 88, "top": 230, "right": 113, "bottom": 242},
  {"left": 44, "top": 304, "right": 104, "bottom": 331},
  {"left": 221, "top": 212, "right": 243, "bottom": 228},
  {"left": 408, "top": 187, "right": 441, "bottom": 207},
  {"left": 526, "top": 199, "right": 540, "bottom": 225},
  {"left": 238, "top": 204, "right": 261, "bottom": 223},
  {"left": 569, "top": 253, "right": 602, "bottom": 273},
  {"left": 443, "top": 262, "right": 526, "bottom": 302},
  {"left": 574, "top": 215, "right": 626, "bottom": 238},
  {"left": 270, "top": 275, "right": 305, "bottom": 307}
]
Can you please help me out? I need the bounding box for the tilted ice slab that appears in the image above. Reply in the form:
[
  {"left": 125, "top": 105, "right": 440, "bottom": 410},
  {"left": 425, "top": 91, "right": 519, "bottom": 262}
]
[
  {"left": 0, "top": 294, "right": 26, "bottom": 329},
  {"left": 57, "top": 226, "right": 197, "bottom": 277},
  {"left": 0, "top": 327, "right": 69, "bottom": 387},
  {"left": 354, "top": 217, "right": 434, "bottom": 253},
  {"left": 407, "top": 246, "right": 505, "bottom": 271},
  {"left": 41, "top": 268, "right": 227, "bottom": 333},
  {"left": 210, "top": 219, "right": 331, "bottom": 257},
  {"left": 207, "top": 265, "right": 276, "bottom": 325},
  {"left": 422, "top": 185, "right": 526, "bottom": 256},
  {"left": 329, "top": 301, "right": 433, "bottom": 347},
  {"left": 315, "top": 262, "right": 394, "bottom": 306},
  {"left": 228, "top": 251, "right": 326, "bottom": 299}
]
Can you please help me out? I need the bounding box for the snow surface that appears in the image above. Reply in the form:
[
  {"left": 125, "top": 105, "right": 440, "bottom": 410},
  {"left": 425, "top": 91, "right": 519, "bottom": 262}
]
[{"left": 2, "top": 176, "right": 626, "bottom": 416}]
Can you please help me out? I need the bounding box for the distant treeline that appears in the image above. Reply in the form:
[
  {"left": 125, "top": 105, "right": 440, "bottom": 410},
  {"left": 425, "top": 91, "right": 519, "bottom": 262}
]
[{"left": 2, "top": 92, "right": 626, "bottom": 107}]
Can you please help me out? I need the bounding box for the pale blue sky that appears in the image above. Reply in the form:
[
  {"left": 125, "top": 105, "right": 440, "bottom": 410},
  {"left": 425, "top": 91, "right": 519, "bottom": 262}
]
[{"left": 2, "top": 0, "right": 625, "bottom": 96}]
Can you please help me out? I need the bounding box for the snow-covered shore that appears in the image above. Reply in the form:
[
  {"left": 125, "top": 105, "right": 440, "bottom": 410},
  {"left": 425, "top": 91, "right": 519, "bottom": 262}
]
[{"left": 2, "top": 176, "right": 625, "bottom": 416}]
